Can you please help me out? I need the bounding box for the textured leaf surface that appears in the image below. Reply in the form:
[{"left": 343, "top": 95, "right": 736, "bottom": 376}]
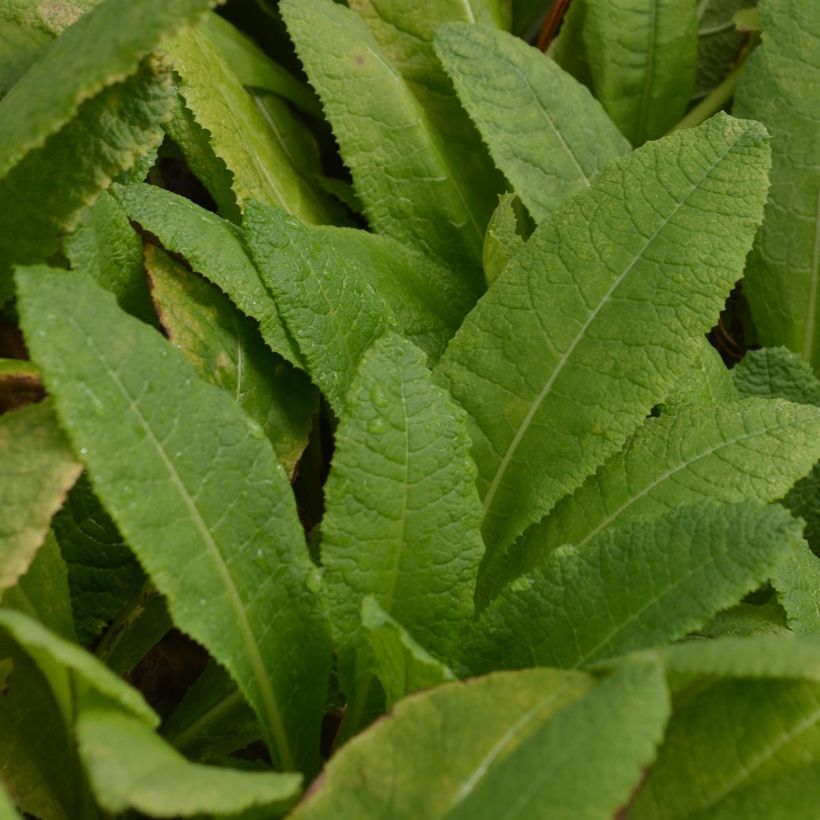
[
  {"left": 321, "top": 333, "right": 484, "bottom": 667},
  {"left": 361, "top": 596, "right": 455, "bottom": 708},
  {"left": 146, "top": 244, "right": 316, "bottom": 475},
  {"left": 16, "top": 267, "right": 331, "bottom": 773},
  {"left": 467, "top": 502, "right": 801, "bottom": 672},
  {"left": 772, "top": 541, "right": 820, "bottom": 636},
  {"left": 78, "top": 705, "right": 301, "bottom": 818},
  {"left": 169, "top": 25, "right": 333, "bottom": 224},
  {"left": 734, "top": 0, "right": 820, "bottom": 369},
  {"left": 582, "top": 0, "right": 699, "bottom": 144},
  {"left": 0, "top": 400, "right": 81, "bottom": 594},
  {"left": 695, "top": 0, "right": 754, "bottom": 101},
  {"left": 281, "top": 0, "right": 487, "bottom": 286},
  {"left": 293, "top": 663, "right": 668, "bottom": 820},
  {"left": 436, "top": 114, "right": 771, "bottom": 555},
  {"left": 435, "top": 22, "right": 629, "bottom": 223},
  {"left": 631, "top": 677, "right": 820, "bottom": 819},
  {"left": 659, "top": 337, "right": 738, "bottom": 413},
  {"left": 482, "top": 193, "right": 525, "bottom": 285},
  {"left": 498, "top": 398, "right": 820, "bottom": 590}
]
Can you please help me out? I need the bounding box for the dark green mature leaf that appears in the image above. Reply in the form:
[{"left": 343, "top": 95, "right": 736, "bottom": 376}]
[
  {"left": 281, "top": 0, "right": 488, "bottom": 287},
  {"left": 771, "top": 540, "right": 820, "bottom": 636},
  {"left": 437, "top": 114, "right": 771, "bottom": 557},
  {"left": 0, "top": 19, "right": 50, "bottom": 97},
  {"left": 16, "top": 267, "right": 331, "bottom": 773},
  {"left": 495, "top": 398, "right": 820, "bottom": 590},
  {"left": 466, "top": 502, "right": 800, "bottom": 673},
  {"left": 734, "top": 0, "right": 820, "bottom": 370},
  {"left": 695, "top": 0, "right": 755, "bottom": 102},
  {"left": 435, "top": 22, "right": 629, "bottom": 223},
  {"left": 292, "top": 663, "right": 669, "bottom": 820},
  {"left": 146, "top": 244, "right": 316, "bottom": 475},
  {"left": 78, "top": 705, "right": 301, "bottom": 818},
  {"left": 581, "top": 0, "right": 699, "bottom": 144},
  {"left": 0, "top": 400, "right": 81, "bottom": 594}
]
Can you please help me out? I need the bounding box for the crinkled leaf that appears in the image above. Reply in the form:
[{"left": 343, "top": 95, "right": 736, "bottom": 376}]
[
  {"left": 772, "top": 540, "right": 820, "bottom": 636},
  {"left": 78, "top": 705, "right": 301, "bottom": 818},
  {"left": 0, "top": 400, "right": 81, "bottom": 594},
  {"left": 733, "top": 0, "right": 820, "bottom": 370},
  {"left": 659, "top": 337, "right": 738, "bottom": 413},
  {"left": 436, "top": 114, "right": 771, "bottom": 557},
  {"left": 735, "top": 346, "right": 820, "bottom": 406},
  {"left": 435, "top": 22, "right": 629, "bottom": 223},
  {"left": 467, "top": 502, "right": 801, "bottom": 673},
  {"left": 16, "top": 267, "right": 331, "bottom": 773},
  {"left": 146, "top": 244, "right": 316, "bottom": 475}
]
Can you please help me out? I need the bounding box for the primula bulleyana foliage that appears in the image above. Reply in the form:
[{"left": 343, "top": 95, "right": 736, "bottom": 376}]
[{"left": 1, "top": 0, "right": 820, "bottom": 817}]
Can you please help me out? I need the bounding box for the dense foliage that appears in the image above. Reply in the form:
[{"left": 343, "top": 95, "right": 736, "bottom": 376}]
[{"left": 1, "top": 0, "right": 820, "bottom": 817}]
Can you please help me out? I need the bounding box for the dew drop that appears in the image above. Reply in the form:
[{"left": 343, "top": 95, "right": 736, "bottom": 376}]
[{"left": 79, "top": 447, "right": 88, "bottom": 455}]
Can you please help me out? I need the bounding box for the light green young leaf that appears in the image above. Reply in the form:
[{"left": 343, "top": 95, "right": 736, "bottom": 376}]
[
  {"left": 467, "top": 502, "right": 801, "bottom": 673},
  {"left": 435, "top": 22, "right": 629, "bottom": 223},
  {"left": 631, "top": 677, "right": 820, "bottom": 819},
  {"left": 0, "top": 400, "right": 81, "bottom": 594},
  {"left": 733, "top": 0, "right": 820, "bottom": 370},
  {"left": 482, "top": 193, "right": 525, "bottom": 286},
  {"left": 78, "top": 705, "right": 301, "bottom": 818},
  {"left": 292, "top": 663, "right": 668, "bottom": 820},
  {"left": 146, "top": 244, "right": 316, "bottom": 475},
  {"left": 321, "top": 333, "right": 484, "bottom": 668},
  {"left": 281, "top": 0, "right": 488, "bottom": 288},
  {"left": 16, "top": 267, "right": 331, "bottom": 773},
  {"left": 772, "top": 541, "right": 820, "bottom": 636},
  {"left": 0, "top": 609, "right": 157, "bottom": 725},
  {"left": 361, "top": 596, "right": 456, "bottom": 708},
  {"left": 436, "top": 114, "right": 771, "bottom": 557},
  {"left": 0, "top": 60, "right": 169, "bottom": 293},
  {"left": 497, "top": 398, "right": 820, "bottom": 591},
  {"left": 695, "top": 602, "right": 792, "bottom": 640},
  {"left": 0, "top": 781, "right": 20, "bottom": 820},
  {"left": 244, "top": 203, "right": 394, "bottom": 412},
  {"left": 581, "top": 0, "right": 699, "bottom": 144},
  {"left": 64, "top": 190, "right": 154, "bottom": 324},
  {"left": 168, "top": 25, "right": 334, "bottom": 224}
]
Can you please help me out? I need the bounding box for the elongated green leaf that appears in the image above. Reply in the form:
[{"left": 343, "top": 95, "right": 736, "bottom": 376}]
[
  {"left": 16, "top": 267, "right": 331, "bottom": 773},
  {"left": 435, "top": 22, "right": 629, "bottom": 223},
  {"left": 64, "top": 190, "right": 154, "bottom": 324},
  {"left": 244, "top": 203, "right": 393, "bottom": 412},
  {"left": 734, "top": 0, "right": 820, "bottom": 369},
  {"left": 361, "top": 596, "right": 456, "bottom": 708},
  {"left": 496, "top": 398, "right": 820, "bottom": 591},
  {"left": 322, "top": 333, "right": 484, "bottom": 666},
  {"left": 582, "top": 0, "right": 699, "bottom": 144},
  {"left": 467, "top": 502, "right": 801, "bottom": 673},
  {"left": 0, "top": 61, "right": 169, "bottom": 293},
  {"left": 146, "top": 244, "right": 316, "bottom": 475},
  {"left": 0, "top": 19, "right": 50, "bottom": 97},
  {"left": 168, "top": 25, "right": 334, "bottom": 224},
  {"left": 437, "top": 114, "right": 770, "bottom": 556},
  {"left": 0, "top": 0, "right": 214, "bottom": 178},
  {"left": 772, "top": 541, "right": 820, "bottom": 636},
  {"left": 281, "top": 0, "right": 487, "bottom": 287},
  {"left": 0, "top": 400, "right": 81, "bottom": 594},
  {"left": 631, "top": 677, "right": 820, "bottom": 819},
  {"left": 293, "top": 663, "right": 668, "bottom": 820},
  {"left": 482, "top": 193, "right": 525, "bottom": 286},
  {"left": 111, "top": 182, "right": 302, "bottom": 367},
  {"left": 78, "top": 705, "right": 301, "bottom": 818}
]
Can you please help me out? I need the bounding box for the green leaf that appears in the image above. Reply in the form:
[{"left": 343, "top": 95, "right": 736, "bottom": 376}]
[
  {"left": 659, "top": 337, "right": 738, "bottom": 413},
  {"left": 145, "top": 244, "right": 316, "bottom": 475},
  {"left": 497, "top": 398, "right": 820, "bottom": 591},
  {"left": 168, "top": 25, "right": 335, "bottom": 224},
  {"left": 631, "top": 677, "right": 820, "bottom": 819},
  {"left": 0, "top": 400, "right": 81, "bottom": 594},
  {"left": 0, "top": 19, "right": 50, "bottom": 97},
  {"left": 733, "top": 0, "right": 820, "bottom": 370},
  {"left": 581, "top": 0, "right": 699, "bottom": 144},
  {"left": 434, "top": 22, "right": 629, "bottom": 223},
  {"left": 482, "top": 193, "right": 526, "bottom": 286},
  {"left": 291, "top": 663, "right": 669, "bottom": 820},
  {"left": 436, "top": 113, "right": 771, "bottom": 557},
  {"left": 361, "top": 596, "right": 456, "bottom": 708},
  {"left": 321, "top": 333, "right": 484, "bottom": 667},
  {"left": 77, "top": 704, "right": 301, "bottom": 818},
  {"left": 772, "top": 540, "right": 820, "bottom": 636},
  {"left": 64, "top": 190, "right": 154, "bottom": 324},
  {"left": 467, "top": 502, "right": 801, "bottom": 672},
  {"left": 111, "top": 182, "right": 304, "bottom": 367},
  {"left": 16, "top": 267, "right": 331, "bottom": 773},
  {"left": 734, "top": 346, "right": 820, "bottom": 406},
  {"left": 281, "top": 0, "right": 488, "bottom": 287},
  {"left": 695, "top": 0, "right": 754, "bottom": 102},
  {"left": 0, "top": 608, "right": 157, "bottom": 725},
  {"left": 0, "top": 781, "right": 20, "bottom": 820},
  {"left": 695, "top": 602, "right": 792, "bottom": 640}
]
